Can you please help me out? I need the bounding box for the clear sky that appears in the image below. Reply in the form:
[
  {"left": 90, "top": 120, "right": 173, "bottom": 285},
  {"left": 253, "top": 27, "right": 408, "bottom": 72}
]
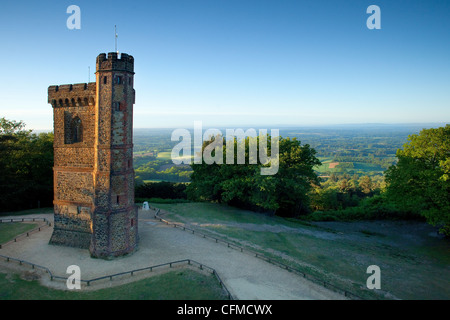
[{"left": 0, "top": 0, "right": 449, "bottom": 130}]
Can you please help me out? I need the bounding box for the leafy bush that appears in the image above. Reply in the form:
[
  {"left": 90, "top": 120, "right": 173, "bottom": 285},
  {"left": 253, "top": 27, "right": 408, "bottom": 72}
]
[
  {"left": 304, "top": 195, "right": 422, "bottom": 222},
  {"left": 0, "top": 118, "right": 54, "bottom": 212},
  {"left": 136, "top": 197, "right": 190, "bottom": 204},
  {"left": 385, "top": 125, "right": 450, "bottom": 234},
  {"left": 135, "top": 181, "right": 187, "bottom": 200}
]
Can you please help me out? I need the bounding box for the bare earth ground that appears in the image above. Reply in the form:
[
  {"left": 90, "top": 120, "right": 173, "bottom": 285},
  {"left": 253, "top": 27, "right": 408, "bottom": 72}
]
[{"left": 0, "top": 209, "right": 345, "bottom": 300}]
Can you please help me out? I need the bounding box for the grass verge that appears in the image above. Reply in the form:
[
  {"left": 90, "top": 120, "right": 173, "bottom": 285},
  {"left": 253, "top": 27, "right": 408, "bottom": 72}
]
[
  {"left": 0, "top": 269, "right": 229, "bottom": 300},
  {"left": 152, "top": 202, "right": 450, "bottom": 300},
  {"left": 0, "top": 223, "right": 38, "bottom": 244}
]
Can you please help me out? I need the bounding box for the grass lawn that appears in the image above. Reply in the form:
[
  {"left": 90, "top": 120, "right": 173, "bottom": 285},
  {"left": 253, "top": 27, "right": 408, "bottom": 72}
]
[
  {"left": 152, "top": 202, "right": 450, "bottom": 300},
  {"left": 0, "top": 207, "right": 53, "bottom": 217},
  {"left": 0, "top": 269, "right": 229, "bottom": 300},
  {"left": 0, "top": 223, "right": 38, "bottom": 244}
]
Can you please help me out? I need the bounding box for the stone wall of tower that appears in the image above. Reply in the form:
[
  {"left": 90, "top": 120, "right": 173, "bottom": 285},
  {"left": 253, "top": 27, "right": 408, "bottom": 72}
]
[
  {"left": 48, "top": 52, "right": 138, "bottom": 258},
  {"left": 90, "top": 52, "right": 138, "bottom": 258},
  {"left": 48, "top": 83, "right": 96, "bottom": 249}
]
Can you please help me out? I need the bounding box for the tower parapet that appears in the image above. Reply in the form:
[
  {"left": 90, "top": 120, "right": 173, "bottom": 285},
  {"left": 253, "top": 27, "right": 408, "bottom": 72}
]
[
  {"left": 96, "top": 52, "right": 134, "bottom": 73},
  {"left": 48, "top": 82, "right": 96, "bottom": 107}
]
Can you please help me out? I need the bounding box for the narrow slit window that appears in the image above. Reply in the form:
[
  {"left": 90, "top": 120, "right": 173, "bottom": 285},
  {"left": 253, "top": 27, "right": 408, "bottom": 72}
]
[
  {"left": 69, "top": 117, "right": 82, "bottom": 144},
  {"left": 103, "top": 76, "right": 107, "bottom": 84}
]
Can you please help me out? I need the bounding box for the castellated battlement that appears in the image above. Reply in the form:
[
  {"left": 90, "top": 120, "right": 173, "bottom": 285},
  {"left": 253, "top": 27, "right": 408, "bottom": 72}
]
[
  {"left": 96, "top": 52, "right": 134, "bottom": 73},
  {"left": 48, "top": 82, "right": 96, "bottom": 108}
]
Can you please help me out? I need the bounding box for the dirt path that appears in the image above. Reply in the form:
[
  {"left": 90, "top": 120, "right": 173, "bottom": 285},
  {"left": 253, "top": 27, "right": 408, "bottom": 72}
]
[{"left": 0, "top": 210, "right": 345, "bottom": 300}]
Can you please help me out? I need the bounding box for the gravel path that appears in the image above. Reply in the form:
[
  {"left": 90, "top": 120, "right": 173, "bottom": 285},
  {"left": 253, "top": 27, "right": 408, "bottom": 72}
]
[{"left": 0, "top": 210, "right": 345, "bottom": 300}]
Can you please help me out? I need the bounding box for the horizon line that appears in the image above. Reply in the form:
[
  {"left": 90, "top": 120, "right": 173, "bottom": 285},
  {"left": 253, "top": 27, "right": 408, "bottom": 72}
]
[{"left": 31, "top": 121, "right": 449, "bottom": 132}]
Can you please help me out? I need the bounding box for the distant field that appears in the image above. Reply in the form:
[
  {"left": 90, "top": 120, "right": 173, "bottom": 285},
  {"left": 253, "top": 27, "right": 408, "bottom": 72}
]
[
  {"left": 156, "top": 151, "right": 173, "bottom": 160},
  {"left": 328, "top": 162, "right": 339, "bottom": 169},
  {"left": 134, "top": 151, "right": 155, "bottom": 157},
  {"left": 353, "top": 162, "right": 384, "bottom": 172},
  {"left": 157, "top": 151, "right": 192, "bottom": 163},
  {"left": 152, "top": 202, "right": 450, "bottom": 300},
  {"left": 316, "top": 157, "right": 336, "bottom": 173},
  {"left": 316, "top": 157, "right": 385, "bottom": 175},
  {"left": 143, "top": 179, "right": 164, "bottom": 183}
]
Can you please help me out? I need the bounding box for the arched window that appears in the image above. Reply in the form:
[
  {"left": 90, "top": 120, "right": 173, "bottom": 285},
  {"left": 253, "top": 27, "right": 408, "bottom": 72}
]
[{"left": 71, "top": 117, "right": 82, "bottom": 143}]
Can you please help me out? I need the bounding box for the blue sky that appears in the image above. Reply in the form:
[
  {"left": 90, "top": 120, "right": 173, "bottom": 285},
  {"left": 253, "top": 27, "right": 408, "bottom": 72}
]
[{"left": 0, "top": 0, "right": 449, "bottom": 130}]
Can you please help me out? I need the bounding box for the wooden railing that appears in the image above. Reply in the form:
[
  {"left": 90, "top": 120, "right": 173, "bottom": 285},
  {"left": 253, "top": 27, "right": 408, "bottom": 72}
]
[{"left": 0, "top": 218, "right": 51, "bottom": 249}]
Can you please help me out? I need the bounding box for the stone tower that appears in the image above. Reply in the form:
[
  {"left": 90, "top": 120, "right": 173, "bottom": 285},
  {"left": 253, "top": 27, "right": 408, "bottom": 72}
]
[{"left": 48, "top": 52, "right": 138, "bottom": 258}]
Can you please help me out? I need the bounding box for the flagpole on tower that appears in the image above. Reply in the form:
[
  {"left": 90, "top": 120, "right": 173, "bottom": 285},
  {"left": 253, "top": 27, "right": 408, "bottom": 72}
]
[{"left": 115, "top": 25, "right": 118, "bottom": 54}]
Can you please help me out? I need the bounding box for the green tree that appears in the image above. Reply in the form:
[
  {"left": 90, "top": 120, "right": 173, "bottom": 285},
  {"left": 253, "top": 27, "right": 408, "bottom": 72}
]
[
  {"left": 358, "top": 176, "right": 373, "bottom": 194},
  {"left": 135, "top": 181, "right": 187, "bottom": 199},
  {"left": 187, "top": 135, "right": 321, "bottom": 217},
  {"left": 310, "top": 186, "right": 339, "bottom": 211},
  {"left": 385, "top": 125, "right": 450, "bottom": 235},
  {"left": 337, "top": 178, "right": 350, "bottom": 193},
  {"left": 0, "top": 118, "right": 54, "bottom": 212}
]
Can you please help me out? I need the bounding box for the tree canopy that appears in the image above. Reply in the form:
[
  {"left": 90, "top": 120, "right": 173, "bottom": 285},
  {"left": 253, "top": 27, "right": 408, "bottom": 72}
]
[
  {"left": 187, "top": 135, "right": 321, "bottom": 217},
  {"left": 0, "top": 118, "right": 54, "bottom": 212},
  {"left": 385, "top": 125, "right": 450, "bottom": 235}
]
